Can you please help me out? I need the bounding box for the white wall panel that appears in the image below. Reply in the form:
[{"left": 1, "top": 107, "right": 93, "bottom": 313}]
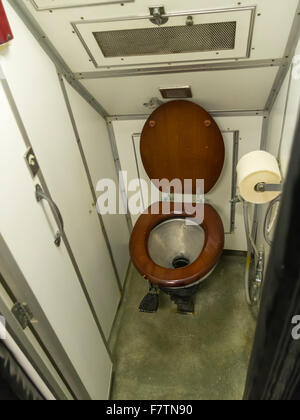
[
  {"left": 112, "top": 115, "right": 263, "bottom": 251},
  {"left": 63, "top": 80, "right": 130, "bottom": 283},
  {"left": 1, "top": 1, "right": 120, "bottom": 338},
  {"left": 82, "top": 67, "right": 278, "bottom": 115}
]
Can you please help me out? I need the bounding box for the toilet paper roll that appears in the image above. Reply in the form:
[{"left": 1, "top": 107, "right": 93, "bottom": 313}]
[{"left": 237, "top": 151, "right": 282, "bottom": 204}]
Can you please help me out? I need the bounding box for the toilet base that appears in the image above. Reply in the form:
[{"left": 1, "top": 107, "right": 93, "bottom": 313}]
[
  {"left": 138, "top": 264, "right": 219, "bottom": 314},
  {"left": 171, "top": 294, "right": 195, "bottom": 314},
  {"left": 160, "top": 283, "right": 200, "bottom": 315}
]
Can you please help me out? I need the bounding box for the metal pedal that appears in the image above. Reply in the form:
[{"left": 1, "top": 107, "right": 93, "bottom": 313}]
[
  {"left": 139, "top": 292, "right": 159, "bottom": 313},
  {"left": 176, "top": 299, "right": 194, "bottom": 315}
]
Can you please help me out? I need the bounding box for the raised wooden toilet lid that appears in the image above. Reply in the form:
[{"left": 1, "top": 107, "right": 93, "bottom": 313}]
[
  {"left": 130, "top": 100, "right": 225, "bottom": 287},
  {"left": 140, "top": 100, "right": 225, "bottom": 194}
]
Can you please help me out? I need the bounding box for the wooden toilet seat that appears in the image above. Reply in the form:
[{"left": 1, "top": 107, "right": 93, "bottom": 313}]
[
  {"left": 130, "top": 100, "right": 225, "bottom": 288},
  {"left": 130, "top": 202, "right": 224, "bottom": 288}
]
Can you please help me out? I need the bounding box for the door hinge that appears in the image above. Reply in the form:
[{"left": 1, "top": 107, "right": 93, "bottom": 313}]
[{"left": 12, "top": 302, "right": 33, "bottom": 330}]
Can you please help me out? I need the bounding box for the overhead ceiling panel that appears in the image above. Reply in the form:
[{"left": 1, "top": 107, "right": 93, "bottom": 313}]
[
  {"left": 80, "top": 66, "right": 279, "bottom": 115},
  {"left": 24, "top": 0, "right": 299, "bottom": 73},
  {"left": 20, "top": 0, "right": 299, "bottom": 113}
]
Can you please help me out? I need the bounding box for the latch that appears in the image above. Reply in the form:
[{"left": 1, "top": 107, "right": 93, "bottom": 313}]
[
  {"left": 25, "top": 147, "right": 40, "bottom": 178},
  {"left": 149, "top": 7, "right": 168, "bottom": 26},
  {"left": 12, "top": 302, "right": 33, "bottom": 330}
]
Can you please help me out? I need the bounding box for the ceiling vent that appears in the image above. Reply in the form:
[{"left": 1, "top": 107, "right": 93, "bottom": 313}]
[
  {"left": 93, "top": 21, "right": 237, "bottom": 58},
  {"left": 160, "top": 86, "right": 193, "bottom": 99},
  {"left": 72, "top": 6, "right": 255, "bottom": 68}
]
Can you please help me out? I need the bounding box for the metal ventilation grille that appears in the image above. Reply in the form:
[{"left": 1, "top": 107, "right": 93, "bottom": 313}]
[
  {"left": 93, "top": 21, "right": 237, "bottom": 58},
  {"left": 160, "top": 86, "right": 193, "bottom": 99}
]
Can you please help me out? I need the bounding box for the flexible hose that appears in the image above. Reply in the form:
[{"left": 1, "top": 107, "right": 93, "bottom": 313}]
[
  {"left": 242, "top": 198, "right": 259, "bottom": 306},
  {"left": 242, "top": 194, "right": 281, "bottom": 305},
  {"left": 243, "top": 199, "right": 259, "bottom": 258},
  {"left": 264, "top": 195, "right": 282, "bottom": 246},
  {"left": 244, "top": 252, "right": 252, "bottom": 306}
]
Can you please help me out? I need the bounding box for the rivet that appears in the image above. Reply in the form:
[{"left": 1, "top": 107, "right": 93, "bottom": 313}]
[
  {"left": 204, "top": 120, "right": 212, "bottom": 127},
  {"left": 149, "top": 120, "right": 156, "bottom": 128}
]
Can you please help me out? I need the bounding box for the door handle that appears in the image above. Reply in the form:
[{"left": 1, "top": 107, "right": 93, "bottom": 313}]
[{"left": 35, "top": 185, "right": 64, "bottom": 247}]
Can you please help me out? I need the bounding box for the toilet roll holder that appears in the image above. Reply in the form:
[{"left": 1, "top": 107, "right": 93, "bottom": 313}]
[{"left": 254, "top": 182, "right": 282, "bottom": 193}]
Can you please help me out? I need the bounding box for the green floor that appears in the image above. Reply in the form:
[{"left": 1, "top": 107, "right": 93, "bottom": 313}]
[{"left": 109, "top": 255, "right": 257, "bottom": 400}]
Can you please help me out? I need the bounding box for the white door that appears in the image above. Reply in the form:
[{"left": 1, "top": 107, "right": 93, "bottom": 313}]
[
  {"left": 0, "top": 1, "right": 121, "bottom": 339},
  {"left": 0, "top": 78, "right": 112, "bottom": 400}
]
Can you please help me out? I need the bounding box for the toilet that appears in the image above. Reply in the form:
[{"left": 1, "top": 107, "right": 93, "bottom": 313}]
[{"left": 130, "top": 100, "right": 225, "bottom": 313}]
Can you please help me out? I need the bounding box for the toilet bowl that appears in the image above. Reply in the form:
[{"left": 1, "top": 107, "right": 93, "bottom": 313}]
[
  {"left": 129, "top": 100, "right": 225, "bottom": 308},
  {"left": 130, "top": 201, "right": 224, "bottom": 288}
]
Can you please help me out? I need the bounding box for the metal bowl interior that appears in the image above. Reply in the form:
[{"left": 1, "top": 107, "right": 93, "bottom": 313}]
[{"left": 148, "top": 218, "right": 205, "bottom": 269}]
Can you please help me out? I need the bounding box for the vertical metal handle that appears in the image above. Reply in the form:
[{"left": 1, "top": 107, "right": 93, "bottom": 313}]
[{"left": 35, "top": 185, "right": 64, "bottom": 247}]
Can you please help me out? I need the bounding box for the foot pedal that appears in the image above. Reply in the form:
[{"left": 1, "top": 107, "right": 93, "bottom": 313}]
[
  {"left": 139, "top": 293, "right": 159, "bottom": 313},
  {"left": 170, "top": 295, "right": 194, "bottom": 314},
  {"left": 177, "top": 299, "right": 194, "bottom": 315}
]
